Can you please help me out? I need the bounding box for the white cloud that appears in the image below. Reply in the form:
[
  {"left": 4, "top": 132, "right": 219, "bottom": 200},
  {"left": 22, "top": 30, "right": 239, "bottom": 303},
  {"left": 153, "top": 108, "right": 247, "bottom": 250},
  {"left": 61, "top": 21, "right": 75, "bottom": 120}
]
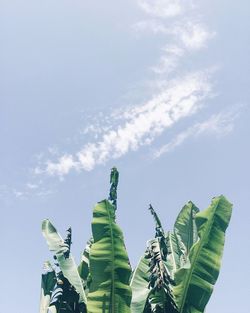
[
  {"left": 39, "top": 71, "right": 211, "bottom": 176},
  {"left": 138, "top": 0, "right": 182, "bottom": 18},
  {"left": 134, "top": 0, "right": 216, "bottom": 78},
  {"left": 178, "top": 23, "right": 216, "bottom": 50},
  {"left": 133, "top": 20, "right": 215, "bottom": 78},
  {"left": 33, "top": 1, "right": 218, "bottom": 178},
  {"left": 154, "top": 109, "right": 239, "bottom": 158},
  {"left": 134, "top": 20, "right": 215, "bottom": 51},
  {"left": 46, "top": 154, "right": 78, "bottom": 176},
  {"left": 151, "top": 45, "right": 184, "bottom": 74}
]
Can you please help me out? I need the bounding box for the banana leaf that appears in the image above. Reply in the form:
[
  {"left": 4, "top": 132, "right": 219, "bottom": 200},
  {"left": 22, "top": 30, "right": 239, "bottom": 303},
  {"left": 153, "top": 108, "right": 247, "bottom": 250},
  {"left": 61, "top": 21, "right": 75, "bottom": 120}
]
[
  {"left": 87, "top": 200, "right": 132, "bottom": 313},
  {"left": 146, "top": 238, "right": 178, "bottom": 313},
  {"left": 173, "top": 195, "right": 232, "bottom": 313},
  {"left": 130, "top": 249, "right": 151, "bottom": 313},
  {"left": 48, "top": 280, "right": 63, "bottom": 313},
  {"left": 149, "top": 205, "right": 164, "bottom": 238},
  {"left": 78, "top": 237, "right": 94, "bottom": 295},
  {"left": 130, "top": 205, "right": 179, "bottom": 313},
  {"left": 42, "top": 219, "right": 87, "bottom": 305},
  {"left": 166, "top": 202, "right": 199, "bottom": 278},
  {"left": 39, "top": 261, "right": 57, "bottom": 313},
  {"left": 78, "top": 237, "right": 93, "bottom": 281},
  {"left": 166, "top": 231, "right": 189, "bottom": 280},
  {"left": 49, "top": 272, "right": 86, "bottom": 313},
  {"left": 174, "top": 201, "right": 199, "bottom": 255}
]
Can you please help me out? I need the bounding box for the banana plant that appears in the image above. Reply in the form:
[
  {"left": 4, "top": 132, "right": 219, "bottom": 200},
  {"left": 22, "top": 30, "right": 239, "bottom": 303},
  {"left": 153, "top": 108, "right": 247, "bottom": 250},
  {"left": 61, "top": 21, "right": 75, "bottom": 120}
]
[{"left": 40, "top": 168, "right": 232, "bottom": 313}]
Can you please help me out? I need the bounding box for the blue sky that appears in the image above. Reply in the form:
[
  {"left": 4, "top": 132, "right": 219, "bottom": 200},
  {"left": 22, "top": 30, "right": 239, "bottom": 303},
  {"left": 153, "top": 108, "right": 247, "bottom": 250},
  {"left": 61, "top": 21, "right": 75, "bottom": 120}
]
[{"left": 1, "top": 0, "right": 250, "bottom": 312}]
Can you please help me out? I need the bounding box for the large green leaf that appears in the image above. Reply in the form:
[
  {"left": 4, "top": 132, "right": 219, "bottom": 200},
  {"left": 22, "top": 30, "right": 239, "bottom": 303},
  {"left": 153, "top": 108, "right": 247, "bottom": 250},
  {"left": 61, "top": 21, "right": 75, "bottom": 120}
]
[
  {"left": 87, "top": 200, "right": 132, "bottom": 313},
  {"left": 166, "top": 232, "right": 187, "bottom": 278},
  {"left": 166, "top": 202, "right": 199, "bottom": 278},
  {"left": 174, "top": 201, "right": 199, "bottom": 255},
  {"left": 39, "top": 261, "right": 57, "bottom": 313},
  {"left": 130, "top": 251, "right": 151, "bottom": 313},
  {"left": 78, "top": 237, "right": 93, "bottom": 281},
  {"left": 173, "top": 195, "right": 232, "bottom": 313},
  {"left": 78, "top": 237, "right": 94, "bottom": 296},
  {"left": 42, "top": 219, "right": 87, "bottom": 305}
]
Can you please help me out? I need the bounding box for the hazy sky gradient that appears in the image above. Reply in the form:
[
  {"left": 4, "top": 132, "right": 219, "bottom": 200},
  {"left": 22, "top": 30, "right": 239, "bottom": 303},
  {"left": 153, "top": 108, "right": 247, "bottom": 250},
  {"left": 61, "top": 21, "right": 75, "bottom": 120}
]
[{"left": 1, "top": 1, "right": 250, "bottom": 312}]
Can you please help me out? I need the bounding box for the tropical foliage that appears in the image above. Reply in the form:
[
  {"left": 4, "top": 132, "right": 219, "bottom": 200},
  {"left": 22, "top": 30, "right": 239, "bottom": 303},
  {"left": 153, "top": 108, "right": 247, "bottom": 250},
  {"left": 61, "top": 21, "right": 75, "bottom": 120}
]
[{"left": 40, "top": 168, "right": 232, "bottom": 313}]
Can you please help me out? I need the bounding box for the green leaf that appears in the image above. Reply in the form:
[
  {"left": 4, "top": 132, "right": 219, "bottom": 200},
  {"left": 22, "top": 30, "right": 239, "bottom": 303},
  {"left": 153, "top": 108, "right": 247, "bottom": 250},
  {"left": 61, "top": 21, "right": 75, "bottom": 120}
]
[
  {"left": 146, "top": 238, "right": 178, "bottom": 313},
  {"left": 173, "top": 195, "right": 232, "bottom": 313},
  {"left": 109, "top": 167, "right": 119, "bottom": 209},
  {"left": 174, "top": 201, "right": 199, "bottom": 255},
  {"left": 49, "top": 272, "right": 86, "bottom": 313},
  {"left": 149, "top": 205, "right": 164, "bottom": 236},
  {"left": 148, "top": 288, "right": 176, "bottom": 313},
  {"left": 130, "top": 252, "right": 151, "bottom": 313},
  {"left": 166, "top": 231, "right": 188, "bottom": 279},
  {"left": 39, "top": 261, "right": 57, "bottom": 313},
  {"left": 87, "top": 200, "right": 132, "bottom": 313},
  {"left": 78, "top": 237, "right": 93, "bottom": 281},
  {"left": 166, "top": 201, "right": 199, "bottom": 278},
  {"left": 143, "top": 205, "right": 178, "bottom": 312},
  {"left": 42, "top": 219, "right": 87, "bottom": 304},
  {"left": 78, "top": 237, "right": 94, "bottom": 296}
]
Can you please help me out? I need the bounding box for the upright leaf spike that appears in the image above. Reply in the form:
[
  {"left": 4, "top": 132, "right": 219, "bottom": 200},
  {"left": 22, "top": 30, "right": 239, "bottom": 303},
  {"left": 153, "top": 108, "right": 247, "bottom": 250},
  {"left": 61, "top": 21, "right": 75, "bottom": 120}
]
[
  {"left": 147, "top": 205, "right": 179, "bottom": 313},
  {"left": 148, "top": 204, "right": 168, "bottom": 266},
  {"left": 64, "top": 227, "right": 72, "bottom": 259},
  {"left": 149, "top": 204, "right": 165, "bottom": 238},
  {"left": 109, "top": 167, "right": 119, "bottom": 210}
]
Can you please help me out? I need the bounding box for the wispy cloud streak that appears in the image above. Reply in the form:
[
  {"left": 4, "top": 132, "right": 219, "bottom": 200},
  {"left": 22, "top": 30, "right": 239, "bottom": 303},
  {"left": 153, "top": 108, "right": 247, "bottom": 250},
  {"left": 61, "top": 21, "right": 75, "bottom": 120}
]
[
  {"left": 154, "top": 108, "right": 240, "bottom": 158},
  {"left": 134, "top": 0, "right": 216, "bottom": 76},
  {"left": 39, "top": 72, "right": 211, "bottom": 176},
  {"left": 138, "top": 0, "right": 183, "bottom": 18},
  {"left": 34, "top": 0, "right": 219, "bottom": 177}
]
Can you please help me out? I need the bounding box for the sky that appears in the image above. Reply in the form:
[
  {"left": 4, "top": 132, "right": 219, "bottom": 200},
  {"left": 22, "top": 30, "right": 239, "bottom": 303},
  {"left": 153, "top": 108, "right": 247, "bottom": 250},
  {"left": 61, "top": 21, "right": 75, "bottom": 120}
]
[{"left": 0, "top": 0, "right": 250, "bottom": 312}]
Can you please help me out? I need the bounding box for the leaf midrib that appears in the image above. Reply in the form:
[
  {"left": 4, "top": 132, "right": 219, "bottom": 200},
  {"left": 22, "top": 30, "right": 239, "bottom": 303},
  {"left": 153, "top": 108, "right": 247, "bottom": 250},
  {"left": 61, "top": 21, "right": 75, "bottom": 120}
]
[
  {"left": 106, "top": 201, "right": 115, "bottom": 313},
  {"left": 187, "top": 205, "right": 193, "bottom": 253}
]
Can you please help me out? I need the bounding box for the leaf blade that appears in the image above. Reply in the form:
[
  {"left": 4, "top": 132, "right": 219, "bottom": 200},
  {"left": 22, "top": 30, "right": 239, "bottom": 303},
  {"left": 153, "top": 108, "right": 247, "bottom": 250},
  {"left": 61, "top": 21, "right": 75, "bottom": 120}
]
[
  {"left": 39, "top": 261, "right": 57, "bottom": 313},
  {"left": 174, "top": 201, "right": 199, "bottom": 255},
  {"left": 173, "top": 195, "right": 232, "bottom": 313},
  {"left": 87, "top": 200, "right": 132, "bottom": 313},
  {"left": 130, "top": 253, "right": 151, "bottom": 313},
  {"left": 42, "top": 219, "right": 87, "bottom": 304}
]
